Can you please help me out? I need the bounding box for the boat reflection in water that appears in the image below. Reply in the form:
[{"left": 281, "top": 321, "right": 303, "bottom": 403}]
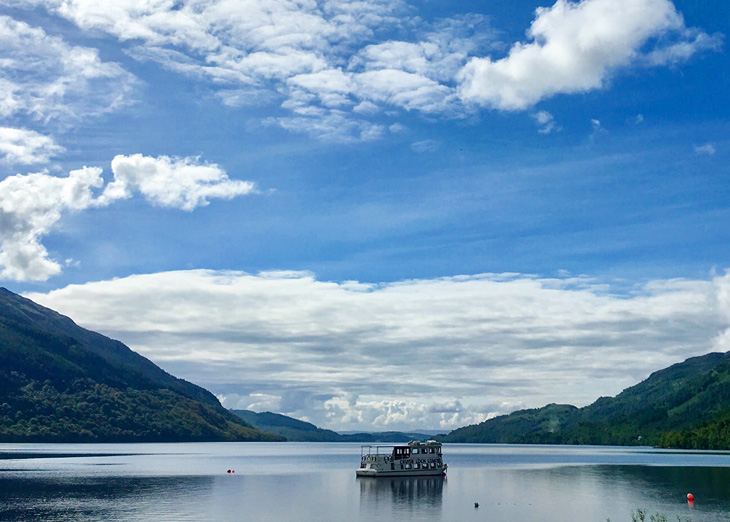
[{"left": 358, "top": 475, "right": 444, "bottom": 519}]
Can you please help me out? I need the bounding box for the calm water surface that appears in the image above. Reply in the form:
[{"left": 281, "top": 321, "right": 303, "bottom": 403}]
[{"left": 2, "top": 443, "right": 730, "bottom": 521}]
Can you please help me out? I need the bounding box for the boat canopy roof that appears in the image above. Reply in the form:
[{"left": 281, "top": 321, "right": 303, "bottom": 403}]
[{"left": 360, "top": 440, "right": 441, "bottom": 451}]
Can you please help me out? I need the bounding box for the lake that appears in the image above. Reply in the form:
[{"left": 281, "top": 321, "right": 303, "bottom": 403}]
[{"left": 2, "top": 443, "right": 730, "bottom": 522}]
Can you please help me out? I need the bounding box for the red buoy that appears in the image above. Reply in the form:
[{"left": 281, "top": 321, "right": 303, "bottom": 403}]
[
  {"left": 687, "top": 493, "right": 694, "bottom": 503},
  {"left": 232, "top": 470, "right": 235, "bottom": 474}
]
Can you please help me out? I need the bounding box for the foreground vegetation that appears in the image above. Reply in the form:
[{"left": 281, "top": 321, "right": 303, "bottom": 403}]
[
  {"left": 628, "top": 509, "right": 693, "bottom": 522},
  {"left": 0, "top": 288, "right": 280, "bottom": 442},
  {"left": 443, "top": 351, "right": 730, "bottom": 449}
]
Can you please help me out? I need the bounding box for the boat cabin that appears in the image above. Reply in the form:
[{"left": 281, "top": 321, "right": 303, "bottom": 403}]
[{"left": 357, "top": 440, "right": 446, "bottom": 477}]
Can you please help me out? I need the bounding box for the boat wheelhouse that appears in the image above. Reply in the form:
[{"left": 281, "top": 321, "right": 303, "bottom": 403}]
[{"left": 356, "top": 440, "right": 447, "bottom": 477}]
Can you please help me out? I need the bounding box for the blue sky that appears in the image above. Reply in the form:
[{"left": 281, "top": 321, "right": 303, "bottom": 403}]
[{"left": 2, "top": 0, "right": 729, "bottom": 430}]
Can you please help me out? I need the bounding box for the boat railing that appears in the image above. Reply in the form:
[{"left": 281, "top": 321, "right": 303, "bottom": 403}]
[{"left": 360, "top": 445, "right": 398, "bottom": 457}]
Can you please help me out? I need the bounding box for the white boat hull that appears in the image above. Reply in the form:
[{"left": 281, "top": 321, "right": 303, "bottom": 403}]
[{"left": 356, "top": 467, "right": 446, "bottom": 478}]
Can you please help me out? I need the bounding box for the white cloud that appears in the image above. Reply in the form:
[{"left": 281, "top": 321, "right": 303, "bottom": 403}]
[
  {"left": 0, "top": 127, "right": 65, "bottom": 164},
  {"left": 388, "top": 122, "right": 407, "bottom": 133},
  {"left": 11, "top": 0, "right": 482, "bottom": 140},
  {"left": 8, "top": 1, "right": 718, "bottom": 140},
  {"left": 0, "top": 15, "right": 137, "bottom": 124},
  {"left": 0, "top": 155, "right": 256, "bottom": 281},
  {"left": 457, "top": 0, "right": 716, "bottom": 110},
  {"left": 694, "top": 143, "right": 716, "bottom": 156},
  {"left": 24, "top": 0, "right": 404, "bottom": 82},
  {"left": 0, "top": 167, "right": 105, "bottom": 281},
  {"left": 411, "top": 139, "right": 440, "bottom": 153},
  {"left": 215, "top": 88, "right": 279, "bottom": 108},
  {"left": 287, "top": 68, "right": 355, "bottom": 108},
  {"left": 101, "top": 154, "right": 256, "bottom": 211},
  {"left": 353, "top": 101, "right": 379, "bottom": 115},
  {"left": 266, "top": 110, "right": 384, "bottom": 142},
  {"left": 643, "top": 29, "right": 722, "bottom": 65},
  {"left": 532, "top": 110, "right": 560, "bottom": 134},
  {"left": 353, "top": 69, "right": 456, "bottom": 113},
  {"left": 25, "top": 269, "right": 730, "bottom": 430}
]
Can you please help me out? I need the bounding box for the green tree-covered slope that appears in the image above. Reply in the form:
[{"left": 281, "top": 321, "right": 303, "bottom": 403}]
[
  {"left": 442, "top": 351, "right": 730, "bottom": 449},
  {"left": 0, "top": 288, "right": 281, "bottom": 442},
  {"left": 231, "top": 410, "right": 345, "bottom": 441}
]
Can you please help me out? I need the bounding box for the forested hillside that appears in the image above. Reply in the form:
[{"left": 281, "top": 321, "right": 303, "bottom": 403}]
[
  {"left": 443, "top": 351, "right": 730, "bottom": 449},
  {"left": 0, "top": 288, "right": 281, "bottom": 442}
]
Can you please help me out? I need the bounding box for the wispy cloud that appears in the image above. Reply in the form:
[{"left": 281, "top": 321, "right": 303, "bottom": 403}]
[
  {"left": 411, "top": 139, "right": 440, "bottom": 153},
  {"left": 0, "top": 15, "right": 137, "bottom": 124},
  {"left": 26, "top": 269, "right": 730, "bottom": 430},
  {"left": 532, "top": 110, "right": 560, "bottom": 134},
  {"left": 0, "top": 156, "right": 256, "bottom": 281},
  {"left": 0, "top": 127, "right": 64, "bottom": 164},
  {"left": 694, "top": 143, "right": 716, "bottom": 156}
]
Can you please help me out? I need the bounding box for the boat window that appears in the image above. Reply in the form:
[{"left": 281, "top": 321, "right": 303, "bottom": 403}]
[{"left": 412, "top": 448, "right": 419, "bottom": 454}]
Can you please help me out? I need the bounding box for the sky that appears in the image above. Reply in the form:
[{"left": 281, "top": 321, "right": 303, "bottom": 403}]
[{"left": 0, "top": 0, "right": 729, "bottom": 431}]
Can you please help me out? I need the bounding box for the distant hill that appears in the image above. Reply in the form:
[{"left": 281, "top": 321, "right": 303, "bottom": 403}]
[
  {"left": 231, "top": 409, "right": 438, "bottom": 442},
  {"left": 231, "top": 410, "right": 344, "bottom": 441},
  {"left": 0, "top": 288, "right": 281, "bottom": 442},
  {"left": 442, "top": 351, "right": 730, "bottom": 449}
]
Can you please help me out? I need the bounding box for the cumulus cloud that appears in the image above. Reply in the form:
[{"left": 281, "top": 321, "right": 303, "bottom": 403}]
[
  {"left": 0, "top": 167, "right": 104, "bottom": 280},
  {"left": 0, "top": 15, "right": 137, "bottom": 124},
  {"left": 0, "top": 127, "right": 65, "bottom": 164},
  {"left": 100, "top": 154, "right": 256, "bottom": 211},
  {"left": 0, "top": 156, "right": 255, "bottom": 281},
  {"left": 26, "top": 269, "right": 730, "bottom": 430},
  {"left": 457, "top": 0, "right": 719, "bottom": 110}
]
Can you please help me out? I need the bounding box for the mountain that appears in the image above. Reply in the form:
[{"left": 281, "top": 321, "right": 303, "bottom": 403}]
[
  {"left": 0, "top": 288, "right": 281, "bottom": 442},
  {"left": 231, "top": 410, "right": 345, "bottom": 441},
  {"left": 442, "top": 351, "right": 730, "bottom": 449},
  {"left": 231, "top": 409, "right": 439, "bottom": 442}
]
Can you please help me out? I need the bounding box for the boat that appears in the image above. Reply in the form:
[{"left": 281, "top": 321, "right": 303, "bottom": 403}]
[{"left": 356, "top": 440, "right": 447, "bottom": 477}]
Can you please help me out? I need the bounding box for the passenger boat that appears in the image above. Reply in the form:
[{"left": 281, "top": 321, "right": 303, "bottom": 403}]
[{"left": 356, "top": 440, "right": 447, "bottom": 477}]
